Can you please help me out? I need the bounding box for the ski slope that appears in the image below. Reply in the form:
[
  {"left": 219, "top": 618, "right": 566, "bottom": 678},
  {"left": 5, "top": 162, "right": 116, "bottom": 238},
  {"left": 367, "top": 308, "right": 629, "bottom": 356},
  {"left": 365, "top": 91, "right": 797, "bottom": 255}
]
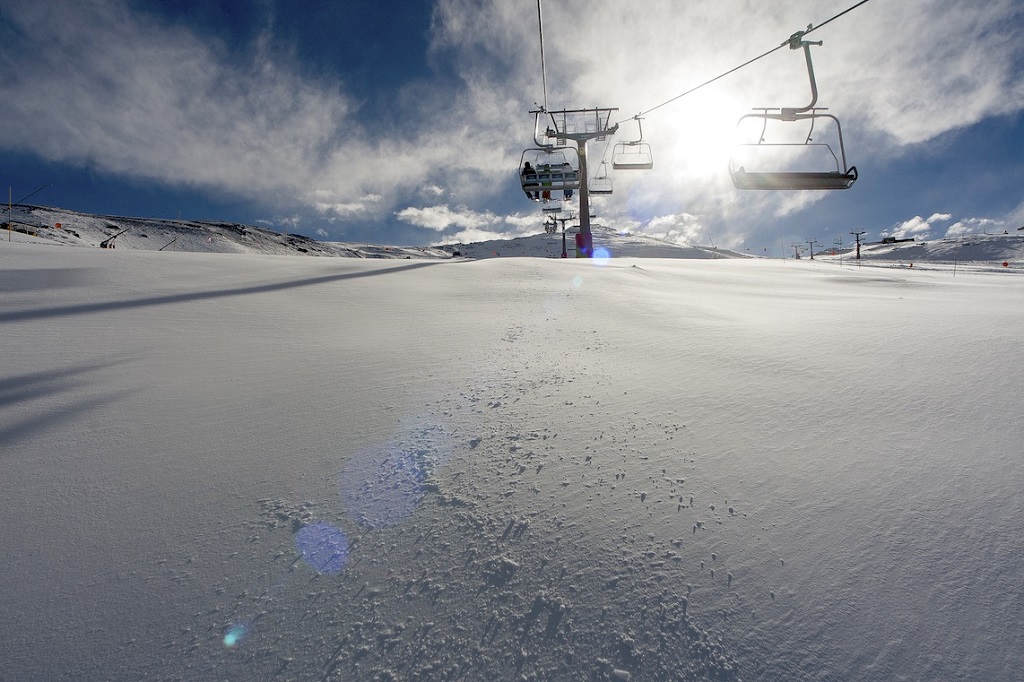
[{"left": 2, "top": 240, "right": 1023, "bottom": 681}]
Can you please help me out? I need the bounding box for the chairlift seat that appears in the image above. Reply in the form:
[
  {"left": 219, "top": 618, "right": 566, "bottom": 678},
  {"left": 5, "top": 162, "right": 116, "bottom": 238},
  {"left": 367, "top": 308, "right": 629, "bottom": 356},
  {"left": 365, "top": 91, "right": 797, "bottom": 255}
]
[
  {"left": 611, "top": 159, "right": 653, "bottom": 171},
  {"left": 519, "top": 147, "right": 581, "bottom": 201},
  {"left": 520, "top": 166, "right": 579, "bottom": 190},
  {"left": 729, "top": 39, "right": 859, "bottom": 192},
  {"left": 611, "top": 142, "right": 654, "bottom": 170},
  {"left": 731, "top": 166, "right": 857, "bottom": 190}
]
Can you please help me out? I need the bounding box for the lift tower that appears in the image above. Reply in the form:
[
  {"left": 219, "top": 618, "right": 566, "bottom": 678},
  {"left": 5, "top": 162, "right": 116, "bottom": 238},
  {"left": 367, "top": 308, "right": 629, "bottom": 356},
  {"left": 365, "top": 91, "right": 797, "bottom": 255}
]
[
  {"left": 529, "top": 108, "right": 618, "bottom": 257},
  {"left": 850, "top": 230, "right": 866, "bottom": 259}
]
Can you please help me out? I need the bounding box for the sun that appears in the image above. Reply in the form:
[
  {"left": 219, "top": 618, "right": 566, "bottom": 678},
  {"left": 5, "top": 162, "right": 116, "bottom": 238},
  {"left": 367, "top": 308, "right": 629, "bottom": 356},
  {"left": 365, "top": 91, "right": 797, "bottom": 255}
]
[{"left": 651, "top": 89, "right": 746, "bottom": 181}]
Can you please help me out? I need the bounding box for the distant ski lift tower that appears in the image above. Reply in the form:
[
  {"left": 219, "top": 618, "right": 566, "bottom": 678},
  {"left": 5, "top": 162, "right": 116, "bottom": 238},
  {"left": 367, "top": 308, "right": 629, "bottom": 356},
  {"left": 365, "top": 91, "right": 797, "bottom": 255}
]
[
  {"left": 530, "top": 108, "right": 618, "bottom": 257},
  {"left": 850, "top": 230, "right": 866, "bottom": 259}
]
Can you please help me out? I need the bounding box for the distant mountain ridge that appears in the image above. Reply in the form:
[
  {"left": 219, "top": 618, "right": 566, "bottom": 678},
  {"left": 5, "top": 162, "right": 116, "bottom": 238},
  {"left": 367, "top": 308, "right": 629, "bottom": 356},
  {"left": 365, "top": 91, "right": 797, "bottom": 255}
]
[
  {"left": 4, "top": 203, "right": 1023, "bottom": 264},
  {"left": 3, "top": 204, "right": 740, "bottom": 259},
  {"left": 4, "top": 204, "right": 450, "bottom": 259}
]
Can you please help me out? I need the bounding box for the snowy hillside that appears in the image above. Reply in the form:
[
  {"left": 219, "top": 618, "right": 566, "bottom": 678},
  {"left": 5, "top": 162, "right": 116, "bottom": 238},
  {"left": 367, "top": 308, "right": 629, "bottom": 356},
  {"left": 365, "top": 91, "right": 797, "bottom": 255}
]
[
  {"left": 817, "top": 232, "right": 1024, "bottom": 272},
  {"left": 447, "top": 226, "right": 747, "bottom": 260},
  {"left": 3, "top": 204, "right": 740, "bottom": 260},
  {"left": 3, "top": 204, "right": 453, "bottom": 259},
  {"left": 2, "top": 239, "right": 1022, "bottom": 681},
  {"left": 858, "top": 232, "right": 1024, "bottom": 266},
  {"left": 7, "top": 203, "right": 1024, "bottom": 267}
]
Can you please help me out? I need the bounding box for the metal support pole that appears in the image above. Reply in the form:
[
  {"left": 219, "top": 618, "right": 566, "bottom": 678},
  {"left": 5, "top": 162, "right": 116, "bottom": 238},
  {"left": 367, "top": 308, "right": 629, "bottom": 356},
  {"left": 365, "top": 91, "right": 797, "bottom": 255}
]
[
  {"left": 806, "top": 239, "right": 818, "bottom": 259},
  {"left": 850, "top": 230, "right": 865, "bottom": 259},
  {"left": 576, "top": 140, "right": 592, "bottom": 257}
]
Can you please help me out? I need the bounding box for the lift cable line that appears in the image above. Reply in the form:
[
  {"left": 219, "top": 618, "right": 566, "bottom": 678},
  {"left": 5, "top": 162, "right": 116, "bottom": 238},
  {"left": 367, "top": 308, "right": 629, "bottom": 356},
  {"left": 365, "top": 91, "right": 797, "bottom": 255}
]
[
  {"left": 617, "top": 0, "right": 875, "bottom": 125},
  {"left": 535, "top": 0, "right": 549, "bottom": 112}
]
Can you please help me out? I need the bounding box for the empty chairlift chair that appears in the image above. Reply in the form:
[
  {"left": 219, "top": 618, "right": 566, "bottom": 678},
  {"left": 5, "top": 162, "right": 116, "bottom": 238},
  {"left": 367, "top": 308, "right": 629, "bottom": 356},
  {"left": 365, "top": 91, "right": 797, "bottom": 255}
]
[
  {"left": 589, "top": 161, "right": 613, "bottom": 195},
  {"left": 729, "top": 31, "right": 857, "bottom": 191},
  {"left": 611, "top": 117, "right": 653, "bottom": 170}
]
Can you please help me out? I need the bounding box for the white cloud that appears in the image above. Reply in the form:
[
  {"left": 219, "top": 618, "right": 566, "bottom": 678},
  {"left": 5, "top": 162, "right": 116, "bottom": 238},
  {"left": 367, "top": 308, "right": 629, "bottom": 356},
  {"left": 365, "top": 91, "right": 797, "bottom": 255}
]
[
  {"left": 394, "top": 203, "right": 547, "bottom": 244},
  {"left": 884, "top": 213, "right": 957, "bottom": 240},
  {"left": 886, "top": 215, "right": 937, "bottom": 240},
  {"left": 883, "top": 212, "right": 1017, "bottom": 240},
  {"left": 395, "top": 204, "right": 507, "bottom": 232},
  {"left": 4, "top": 1, "right": 357, "bottom": 190},
  {"left": 945, "top": 218, "right": 999, "bottom": 238},
  {"left": 642, "top": 213, "right": 706, "bottom": 245},
  {"left": 311, "top": 194, "right": 384, "bottom": 220},
  {"left": 420, "top": 185, "right": 447, "bottom": 199},
  {"left": 1, "top": 0, "right": 517, "bottom": 222},
  {"left": 435, "top": 227, "right": 531, "bottom": 245}
]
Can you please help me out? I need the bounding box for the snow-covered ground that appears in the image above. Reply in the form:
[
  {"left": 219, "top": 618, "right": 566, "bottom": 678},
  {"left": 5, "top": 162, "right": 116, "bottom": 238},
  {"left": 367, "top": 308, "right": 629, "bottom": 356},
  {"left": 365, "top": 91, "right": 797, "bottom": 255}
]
[{"left": 2, "top": 237, "right": 1023, "bottom": 681}]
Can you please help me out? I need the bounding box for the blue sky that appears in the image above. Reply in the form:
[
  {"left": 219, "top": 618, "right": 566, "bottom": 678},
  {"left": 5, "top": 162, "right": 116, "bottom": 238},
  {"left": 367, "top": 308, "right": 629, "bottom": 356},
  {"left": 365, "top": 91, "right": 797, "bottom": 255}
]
[{"left": 2, "top": 0, "right": 1022, "bottom": 253}]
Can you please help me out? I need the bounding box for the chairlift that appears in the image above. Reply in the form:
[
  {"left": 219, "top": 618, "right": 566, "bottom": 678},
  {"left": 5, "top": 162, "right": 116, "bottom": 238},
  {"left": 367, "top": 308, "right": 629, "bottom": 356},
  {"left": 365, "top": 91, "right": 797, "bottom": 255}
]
[
  {"left": 589, "top": 161, "right": 613, "bottom": 195},
  {"left": 519, "top": 147, "right": 580, "bottom": 202},
  {"left": 729, "top": 30, "right": 857, "bottom": 190},
  {"left": 611, "top": 117, "right": 653, "bottom": 170}
]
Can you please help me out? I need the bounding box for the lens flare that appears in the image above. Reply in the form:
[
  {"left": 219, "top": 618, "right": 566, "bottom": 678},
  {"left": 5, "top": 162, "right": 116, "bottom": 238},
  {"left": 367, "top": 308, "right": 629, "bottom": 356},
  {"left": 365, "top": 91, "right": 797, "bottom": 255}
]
[
  {"left": 593, "top": 247, "right": 611, "bottom": 263},
  {"left": 223, "top": 621, "right": 250, "bottom": 647},
  {"left": 340, "top": 444, "right": 427, "bottom": 529},
  {"left": 339, "top": 420, "right": 451, "bottom": 529},
  {"left": 294, "top": 521, "right": 350, "bottom": 574}
]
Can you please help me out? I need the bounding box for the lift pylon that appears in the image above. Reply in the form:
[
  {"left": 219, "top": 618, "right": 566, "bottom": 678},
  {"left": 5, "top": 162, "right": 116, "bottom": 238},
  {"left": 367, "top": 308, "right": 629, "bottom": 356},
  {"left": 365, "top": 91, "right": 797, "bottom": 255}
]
[{"left": 523, "top": 108, "right": 618, "bottom": 257}]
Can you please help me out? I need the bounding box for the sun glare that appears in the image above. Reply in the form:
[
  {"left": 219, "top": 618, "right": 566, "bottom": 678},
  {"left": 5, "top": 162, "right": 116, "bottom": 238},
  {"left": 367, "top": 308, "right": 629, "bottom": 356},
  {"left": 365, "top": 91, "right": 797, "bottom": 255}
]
[{"left": 658, "top": 91, "right": 745, "bottom": 180}]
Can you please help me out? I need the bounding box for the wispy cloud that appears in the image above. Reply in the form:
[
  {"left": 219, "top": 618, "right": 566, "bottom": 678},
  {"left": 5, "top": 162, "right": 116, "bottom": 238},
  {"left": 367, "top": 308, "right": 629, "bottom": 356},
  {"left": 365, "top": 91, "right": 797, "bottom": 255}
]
[
  {"left": 394, "top": 202, "right": 544, "bottom": 245},
  {"left": 944, "top": 218, "right": 999, "bottom": 238},
  {"left": 3, "top": 1, "right": 355, "bottom": 193},
  {"left": 1, "top": 0, "right": 517, "bottom": 219},
  {"left": 395, "top": 204, "right": 507, "bottom": 232},
  {"left": 635, "top": 213, "right": 707, "bottom": 245},
  {"left": 885, "top": 213, "right": 952, "bottom": 240}
]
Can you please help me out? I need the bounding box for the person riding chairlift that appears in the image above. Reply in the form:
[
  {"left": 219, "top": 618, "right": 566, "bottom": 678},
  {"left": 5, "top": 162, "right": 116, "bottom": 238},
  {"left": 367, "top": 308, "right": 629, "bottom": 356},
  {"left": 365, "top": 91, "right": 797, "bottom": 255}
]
[{"left": 522, "top": 161, "right": 540, "bottom": 200}]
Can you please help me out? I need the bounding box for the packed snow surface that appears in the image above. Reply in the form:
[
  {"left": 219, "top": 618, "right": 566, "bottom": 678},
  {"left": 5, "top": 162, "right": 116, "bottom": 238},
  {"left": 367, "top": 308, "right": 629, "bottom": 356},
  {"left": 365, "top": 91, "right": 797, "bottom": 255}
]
[{"left": 2, "top": 241, "right": 1023, "bottom": 681}]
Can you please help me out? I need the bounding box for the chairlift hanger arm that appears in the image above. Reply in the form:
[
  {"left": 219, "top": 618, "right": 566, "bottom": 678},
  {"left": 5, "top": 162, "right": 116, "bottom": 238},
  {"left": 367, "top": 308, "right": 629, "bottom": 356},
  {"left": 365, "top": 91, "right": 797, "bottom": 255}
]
[
  {"left": 627, "top": 115, "right": 646, "bottom": 144},
  {"left": 782, "top": 30, "right": 824, "bottom": 119}
]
